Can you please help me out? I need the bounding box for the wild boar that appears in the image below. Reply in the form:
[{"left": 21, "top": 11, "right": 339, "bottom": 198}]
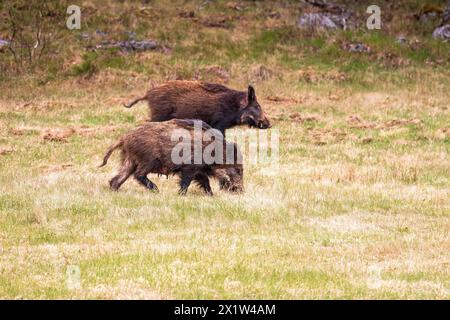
[
  {"left": 124, "top": 80, "right": 271, "bottom": 134},
  {"left": 99, "top": 119, "right": 244, "bottom": 195}
]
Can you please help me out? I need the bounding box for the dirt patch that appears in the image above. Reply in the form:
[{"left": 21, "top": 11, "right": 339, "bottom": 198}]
[
  {"left": 343, "top": 42, "right": 371, "bottom": 53},
  {"left": 265, "top": 95, "right": 303, "bottom": 104},
  {"left": 0, "top": 146, "right": 13, "bottom": 155},
  {"left": 38, "top": 125, "right": 120, "bottom": 142},
  {"left": 251, "top": 65, "right": 277, "bottom": 81},
  {"left": 347, "top": 115, "right": 376, "bottom": 129},
  {"left": 384, "top": 118, "right": 422, "bottom": 128},
  {"left": 202, "top": 15, "right": 235, "bottom": 29},
  {"left": 308, "top": 127, "right": 348, "bottom": 145},
  {"left": 76, "top": 125, "right": 120, "bottom": 137},
  {"left": 377, "top": 52, "right": 411, "bottom": 68},
  {"left": 195, "top": 65, "right": 230, "bottom": 83},
  {"left": 41, "top": 128, "right": 76, "bottom": 143},
  {"left": 13, "top": 100, "right": 77, "bottom": 112},
  {"left": 347, "top": 115, "right": 422, "bottom": 130},
  {"left": 328, "top": 90, "right": 345, "bottom": 101},
  {"left": 289, "top": 112, "right": 320, "bottom": 123},
  {"left": 9, "top": 126, "right": 42, "bottom": 136},
  {"left": 306, "top": 126, "right": 374, "bottom": 145},
  {"left": 297, "top": 68, "right": 348, "bottom": 83},
  {"left": 178, "top": 11, "right": 195, "bottom": 19},
  {"left": 9, "top": 128, "right": 26, "bottom": 136}
]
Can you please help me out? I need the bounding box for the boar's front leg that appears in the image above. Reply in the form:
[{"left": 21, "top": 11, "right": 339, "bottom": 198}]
[
  {"left": 134, "top": 174, "right": 159, "bottom": 192},
  {"left": 195, "top": 173, "right": 213, "bottom": 196}
]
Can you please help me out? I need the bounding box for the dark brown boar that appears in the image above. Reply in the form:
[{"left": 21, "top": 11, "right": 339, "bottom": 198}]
[
  {"left": 124, "top": 80, "right": 271, "bottom": 134},
  {"left": 99, "top": 119, "right": 244, "bottom": 195}
]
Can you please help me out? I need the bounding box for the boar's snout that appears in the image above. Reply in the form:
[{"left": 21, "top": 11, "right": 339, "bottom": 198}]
[
  {"left": 215, "top": 166, "right": 244, "bottom": 194},
  {"left": 224, "top": 181, "right": 244, "bottom": 193},
  {"left": 258, "top": 116, "right": 271, "bottom": 129}
]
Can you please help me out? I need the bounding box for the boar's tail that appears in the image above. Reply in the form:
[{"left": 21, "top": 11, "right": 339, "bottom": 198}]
[
  {"left": 99, "top": 140, "right": 123, "bottom": 167},
  {"left": 123, "top": 94, "right": 148, "bottom": 108}
]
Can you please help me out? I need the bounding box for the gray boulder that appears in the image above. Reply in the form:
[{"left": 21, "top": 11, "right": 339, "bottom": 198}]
[
  {"left": 297, "top": 13, "right": 339, "bottom": 30},
  {"left": 344, "top": 42, "right": 370, "bottom": 53},
  {"left": 297, "top": 6, "right": 353, "bottom": 31},
  {"left": 432, "top": 24, "right": 450, "bottom": 40},
  {"left": 88, "top": 39, "right": 161, "bottom": 52},
  {"left": 119, "top": 40, "right": 159, "bottom": 52}
]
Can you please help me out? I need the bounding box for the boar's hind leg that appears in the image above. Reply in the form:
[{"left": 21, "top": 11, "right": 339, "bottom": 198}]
[
  {"left": 134, "top": 174, "right": 159, "bottom": 192},
  {"left": 110, "top": 159, "right": 135, "bottom": 191},
  {"left": 194, "top": 173, "right": 213, "bottom": 196}
]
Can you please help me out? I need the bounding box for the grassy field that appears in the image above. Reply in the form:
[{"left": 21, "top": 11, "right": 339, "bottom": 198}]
[{"left": 0, "top": 0, "right": 449, "bottom": 299}]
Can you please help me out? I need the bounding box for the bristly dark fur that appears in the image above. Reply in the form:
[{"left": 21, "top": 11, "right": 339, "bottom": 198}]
[
  {"left": 124, "top": 80, "right": 271, "bottom": 134},
  {"left": 100, "top": 119, "right": 244, "bottom": 195}
]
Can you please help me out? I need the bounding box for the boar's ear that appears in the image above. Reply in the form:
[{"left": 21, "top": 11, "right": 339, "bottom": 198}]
[{"left": 247, "top": 85, "right": 256, "bottom": 103}]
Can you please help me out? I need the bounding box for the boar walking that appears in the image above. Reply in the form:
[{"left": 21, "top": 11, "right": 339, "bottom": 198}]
[
  {"left": 99, "top": 119, "right": 243, "bottom": 195},
  {"left": 124, "top": 80, "right": 271, "bottom": 134}
]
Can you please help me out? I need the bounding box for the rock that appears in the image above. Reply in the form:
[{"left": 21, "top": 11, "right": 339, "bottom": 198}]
[
  {"left": 434, "top": 128, "right": 450, "bottom": 140},
  {"left": 297, "top": 10, "right": 353, "bottom": 31},
  {"left": 268, "top": 11, "right": 281, "bottom": 19},
  {"left": 432, "top": 24, "right": 450, "bottom": 40},
  {"left": 297, "top": 68, "right": 347, "bottom": 83},
  {"left": 95, "top": 30, "right": 108, "bottom": 37},
  {"left": 123, "top": 40, "right": 159, "bottom": 51},
  {"left": 297, "top": 13, "right": 338, "bottom": 30},
  {"left": 395, "top": 35, "right": 408, "bottom": 44},
  {"left": 299, "top": 0, "right": 354, "bottom": 31},
  {"left": 419, "top": 11, "right": 440, "bottom": 23},
  {"left": 88, "top": 39, "right": 161, "bottom": 52},
  {"left": 80, "top": 32, "right": 90, "bottom": 40},
  {"left": 304, "top": 0, "right": 346, "bottom": 14},
  {"left": 441, "top": 3, "right": 450, "bottom": 26},
  {"left": 412, "top": 2, "right": 450, "bottom": 40},
  {"left": 343, "top": 42, "right": 370, "bottom": 53}
]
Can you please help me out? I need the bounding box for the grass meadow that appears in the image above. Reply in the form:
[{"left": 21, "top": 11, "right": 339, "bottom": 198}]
[{"left": 0, "top": 0, "right": 449, "bottom": 299}]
